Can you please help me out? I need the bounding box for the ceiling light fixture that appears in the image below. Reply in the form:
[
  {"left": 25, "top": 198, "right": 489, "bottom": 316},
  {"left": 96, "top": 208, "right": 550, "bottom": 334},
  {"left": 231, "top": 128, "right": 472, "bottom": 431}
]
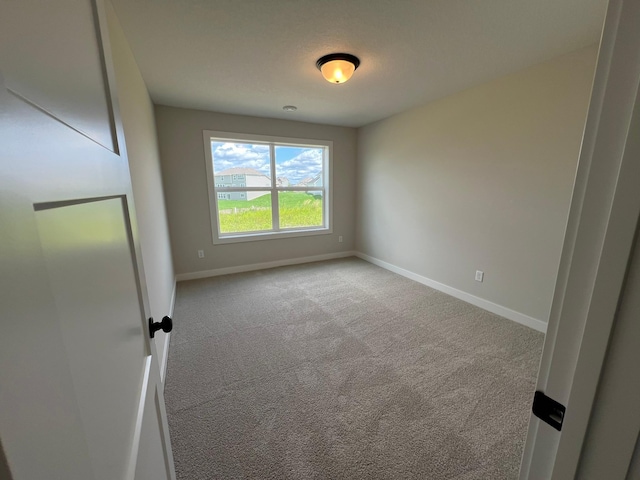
[
  {"left": 282, "top": 105, "right": 297, "bottom": 111},
  {"left": 316, "top": 53, "right": 360, "bottom": 84}
]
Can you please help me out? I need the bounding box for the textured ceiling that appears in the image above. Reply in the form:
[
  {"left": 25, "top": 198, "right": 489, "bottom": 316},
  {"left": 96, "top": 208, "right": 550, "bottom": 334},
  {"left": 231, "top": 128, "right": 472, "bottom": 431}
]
[{"left": 110, "top": 0, "right": 608, "bottom": 128}]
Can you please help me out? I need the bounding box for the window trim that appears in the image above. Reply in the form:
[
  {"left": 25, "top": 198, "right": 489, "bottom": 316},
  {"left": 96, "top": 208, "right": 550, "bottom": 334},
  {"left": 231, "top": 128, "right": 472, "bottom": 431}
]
[{"left": 203, "top": 130, "right": 333, "bottom": 245}]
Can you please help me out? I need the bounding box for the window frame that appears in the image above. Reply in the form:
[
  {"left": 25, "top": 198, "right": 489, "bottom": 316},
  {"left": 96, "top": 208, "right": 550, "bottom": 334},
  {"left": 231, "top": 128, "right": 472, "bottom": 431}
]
[{"left": 203, "top": 130, "right": 333, "bottom": 245}]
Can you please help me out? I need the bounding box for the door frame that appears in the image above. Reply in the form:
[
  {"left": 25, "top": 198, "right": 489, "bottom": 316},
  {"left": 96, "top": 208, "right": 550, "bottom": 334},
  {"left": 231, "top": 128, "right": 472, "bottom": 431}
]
[
  {"left": 520, "top": 0, "right": 640, "bottom": 477},
  {"left": 95, "top": 0, "right": 177, "bottom": 478}
]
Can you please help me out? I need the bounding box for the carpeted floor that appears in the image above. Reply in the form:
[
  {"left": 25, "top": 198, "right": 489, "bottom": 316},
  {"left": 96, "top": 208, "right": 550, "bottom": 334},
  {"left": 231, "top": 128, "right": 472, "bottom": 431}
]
[{"left": 164, "top": 257, "right": 544, "bottom": 480}]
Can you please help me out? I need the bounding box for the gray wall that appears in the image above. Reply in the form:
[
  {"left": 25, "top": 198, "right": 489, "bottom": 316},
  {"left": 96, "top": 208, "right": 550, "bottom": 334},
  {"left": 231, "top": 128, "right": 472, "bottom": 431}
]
[
  {"left": 155, "top": 106, "right": 357, "bottom": 276},
  {"left": 0, "top": 438, "right": 11, "bottom": 480},
  {"left": 630, "top": 438, "right": 640, "bottom": 480},
  {"left": 107, "top": 2, "right": 175, "bottom": 366},
  {"left": 356, "top": 46, "right": 597, "bottom": 322}
]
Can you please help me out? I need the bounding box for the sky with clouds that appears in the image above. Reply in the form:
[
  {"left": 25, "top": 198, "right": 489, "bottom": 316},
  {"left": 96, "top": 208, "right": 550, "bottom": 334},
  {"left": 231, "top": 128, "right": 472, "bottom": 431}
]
[{"left": 212, "top": 142, "right": 323, "bottom": 185}]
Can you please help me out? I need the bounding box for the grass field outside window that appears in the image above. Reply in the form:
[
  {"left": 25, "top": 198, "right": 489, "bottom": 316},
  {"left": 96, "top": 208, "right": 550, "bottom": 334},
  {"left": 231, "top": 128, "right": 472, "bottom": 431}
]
[{"left": 218, "top": 192, "right": 322, "bottom": 233}]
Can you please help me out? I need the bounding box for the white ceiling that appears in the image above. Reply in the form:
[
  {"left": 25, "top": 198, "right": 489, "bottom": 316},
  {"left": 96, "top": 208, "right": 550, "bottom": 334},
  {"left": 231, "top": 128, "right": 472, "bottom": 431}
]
[{"left": 110, "top": 0, "right": 608, "bottom": 128}]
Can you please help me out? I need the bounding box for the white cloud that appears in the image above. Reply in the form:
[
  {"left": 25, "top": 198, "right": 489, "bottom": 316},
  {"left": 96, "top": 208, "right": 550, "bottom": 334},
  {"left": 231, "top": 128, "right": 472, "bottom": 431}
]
[
  {"left": 212, "top": 143, "right": 323, "bottom": 184},
  {"left": 277, "top": 149, "right": 323, "bottom": 184},
  {"left": 211, "top": 142, "right": 270, "bottom": 175}
]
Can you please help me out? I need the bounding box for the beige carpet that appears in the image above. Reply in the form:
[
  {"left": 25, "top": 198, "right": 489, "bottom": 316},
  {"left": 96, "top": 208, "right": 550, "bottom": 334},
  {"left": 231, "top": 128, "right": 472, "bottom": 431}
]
[{"left": 165, "top": 257, "right": 543, "bottom": 479}]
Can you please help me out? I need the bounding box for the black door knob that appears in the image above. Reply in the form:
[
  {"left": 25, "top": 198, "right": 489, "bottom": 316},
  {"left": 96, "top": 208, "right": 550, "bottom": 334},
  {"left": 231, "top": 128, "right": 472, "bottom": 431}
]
[{"left": 149, "top": 316, "right": 173, "bottom": 338}]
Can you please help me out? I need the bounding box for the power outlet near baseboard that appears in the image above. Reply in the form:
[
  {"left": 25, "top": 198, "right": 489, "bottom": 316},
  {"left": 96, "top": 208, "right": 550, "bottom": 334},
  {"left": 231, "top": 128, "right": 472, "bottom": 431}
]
[{"left": 475, "top": 270, "right": 484, "bottom": 282}]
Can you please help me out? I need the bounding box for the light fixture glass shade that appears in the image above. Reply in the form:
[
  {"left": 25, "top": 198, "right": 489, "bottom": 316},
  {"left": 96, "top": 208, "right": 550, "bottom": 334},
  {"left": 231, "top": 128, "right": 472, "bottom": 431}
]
[
  {"left": 320, "top": 59, "right": 356, "bottom": 84},
  {"left": 316, "top": 53, "right": 360, "bottom": 84}
]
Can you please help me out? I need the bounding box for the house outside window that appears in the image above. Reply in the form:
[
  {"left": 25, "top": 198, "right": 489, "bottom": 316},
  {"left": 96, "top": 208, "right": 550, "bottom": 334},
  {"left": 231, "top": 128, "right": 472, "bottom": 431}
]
[{"left": 203, "top": 130, "right": 332, "bottom": 244}]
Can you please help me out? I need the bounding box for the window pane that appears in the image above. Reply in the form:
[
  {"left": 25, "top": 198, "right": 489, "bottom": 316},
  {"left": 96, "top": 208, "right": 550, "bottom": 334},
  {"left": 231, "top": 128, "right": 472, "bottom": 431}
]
[
  {"left": 275, "top": 146, "right": 323, "bottom": 187},
  {"left": 278, "top": 191, "right": 323, "bottom": 229},
  {"left": 211, "top": 141, "right": 272, "bottom": 187},
  {"left": 217, "top": 191, "right": 272, "bottom": 234}
]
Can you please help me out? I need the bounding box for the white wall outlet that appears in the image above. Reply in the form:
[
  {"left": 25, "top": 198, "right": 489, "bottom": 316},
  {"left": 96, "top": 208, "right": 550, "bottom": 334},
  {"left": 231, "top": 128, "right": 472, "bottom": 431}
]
[
  {"left": 475, "top": 270, "right": 484, "bottom": 282},
  {"left": 338, "top": 235, "right": 343, "bottom": 243},
  {"left": 197, "top": 250, "right": 205, "bottom": 258}
]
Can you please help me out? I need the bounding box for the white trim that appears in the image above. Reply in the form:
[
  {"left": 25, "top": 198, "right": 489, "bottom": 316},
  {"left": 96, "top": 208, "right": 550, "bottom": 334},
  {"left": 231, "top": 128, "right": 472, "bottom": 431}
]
[
  {"left": 125, "top": 355, "right": 152, "bottom": 480},
  {"left": 203, "top": 130, "right": 333, "bottom": 245},
  {"left": 160, "top": 333, "right": 170, "bottom": 385},
  {"left": 212, "top": 226, "right": 332, "bottom": 245},
  {"left": 159, "top": 279, "right": 176, "bottom": 385},
  {"left": 154, "top": 389, "right": 176, "bottom": 480},
  {"left": 521, "top": 0, "right": 640, "bottom": 477},
  {"left": 175, "top": 250, "right": 547, "bottom": 332},
  {"left": 175, "top": 251, "right": 356, "bottom": 282},
  {"left": 168, "top": 278, "right": 177, "bottom": 320},
  {"left": 355, "top": 251, "right": 547, "bottom": 333}
]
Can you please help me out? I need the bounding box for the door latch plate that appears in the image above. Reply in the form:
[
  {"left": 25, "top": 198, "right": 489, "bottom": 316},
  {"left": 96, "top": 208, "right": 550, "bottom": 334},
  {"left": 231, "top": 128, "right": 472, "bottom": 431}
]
[{"left": 532, "top": 390, "right": 566, "bottom": 431}]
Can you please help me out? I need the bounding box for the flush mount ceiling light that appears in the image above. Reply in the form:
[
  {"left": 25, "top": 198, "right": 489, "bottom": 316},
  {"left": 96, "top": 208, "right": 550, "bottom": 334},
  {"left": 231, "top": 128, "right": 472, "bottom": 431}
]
[
  {"left": 282, "top": 105, "right": 298, "bottom": 111},
  {"left": 316, "top": 53, "right": 360, "bottom": 84}
]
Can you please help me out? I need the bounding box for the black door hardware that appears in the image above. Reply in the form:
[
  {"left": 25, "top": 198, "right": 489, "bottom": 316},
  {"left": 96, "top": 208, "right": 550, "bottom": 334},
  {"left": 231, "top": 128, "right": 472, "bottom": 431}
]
[
  {"left": 532, "top": 390, "right": 566, "bottom": 431},
  {"left": 149, "top": 316, "right": 173, "bottom": 338}
]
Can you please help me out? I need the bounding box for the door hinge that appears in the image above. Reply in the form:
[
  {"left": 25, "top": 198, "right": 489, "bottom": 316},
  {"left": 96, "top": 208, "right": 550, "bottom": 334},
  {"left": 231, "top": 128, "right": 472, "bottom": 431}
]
[{"left": 532, "top": 390, "right": 566, "bottom": 431}]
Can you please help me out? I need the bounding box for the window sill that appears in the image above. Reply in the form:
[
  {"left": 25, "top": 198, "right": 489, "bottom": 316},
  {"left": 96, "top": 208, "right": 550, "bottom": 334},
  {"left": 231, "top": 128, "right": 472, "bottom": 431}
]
[{"left": 212, "top": 227, "right": 332, "bottom": 245}]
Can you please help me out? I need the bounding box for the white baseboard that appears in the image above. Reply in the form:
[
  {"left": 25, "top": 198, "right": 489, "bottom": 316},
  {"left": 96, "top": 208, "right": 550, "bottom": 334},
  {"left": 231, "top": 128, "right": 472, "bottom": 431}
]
[
  {"left": 355, "top": 252, "right": 547, "bottom": 333},
  {"left": 175, "top": 251, "right": 357, "bottom": 282},
  {"left": 160, "top": 279, "right": 176, "bottom": 385},
  {"left": 174, "top": 250, "right": 547, "bottom": 333}
]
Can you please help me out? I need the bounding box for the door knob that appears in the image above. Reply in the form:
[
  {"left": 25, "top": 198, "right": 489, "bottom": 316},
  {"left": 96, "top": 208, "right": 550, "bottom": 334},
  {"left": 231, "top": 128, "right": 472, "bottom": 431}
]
[{"left": 149, "top": 316, "right": 173, "bottom": 338}]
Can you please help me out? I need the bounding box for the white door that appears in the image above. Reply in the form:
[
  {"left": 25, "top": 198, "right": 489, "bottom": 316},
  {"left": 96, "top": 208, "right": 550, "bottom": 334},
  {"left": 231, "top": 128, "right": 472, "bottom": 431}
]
[
  {"left": 520, "top": 0, "right": 640, "bottom": 477},
  {"left": 0, "top": 1, "right": 175, "bottom": 479}
]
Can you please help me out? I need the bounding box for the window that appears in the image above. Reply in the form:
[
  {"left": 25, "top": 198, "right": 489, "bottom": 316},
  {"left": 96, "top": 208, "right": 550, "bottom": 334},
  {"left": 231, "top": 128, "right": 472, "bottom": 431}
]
[{"left": 204, "top": 130, "right": 332, "bottom": 244}]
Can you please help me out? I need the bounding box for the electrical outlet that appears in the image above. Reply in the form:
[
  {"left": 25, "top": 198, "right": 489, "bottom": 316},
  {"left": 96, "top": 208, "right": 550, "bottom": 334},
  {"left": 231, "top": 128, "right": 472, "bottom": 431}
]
[
  {"left": 198, "top": 250, "right": 205, "bottom": 258},
  {"left": 475, "top": 270, "right": 484, "bottom": 282},
  {"left": 339, "top": 235, "right": 343, "bottom": 243}
]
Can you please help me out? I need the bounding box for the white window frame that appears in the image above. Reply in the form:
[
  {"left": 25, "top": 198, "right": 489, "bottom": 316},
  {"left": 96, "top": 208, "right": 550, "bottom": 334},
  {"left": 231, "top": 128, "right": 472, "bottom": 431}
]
[{"left": 203, "top": 130, "right": 333, "bottom": 244}]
